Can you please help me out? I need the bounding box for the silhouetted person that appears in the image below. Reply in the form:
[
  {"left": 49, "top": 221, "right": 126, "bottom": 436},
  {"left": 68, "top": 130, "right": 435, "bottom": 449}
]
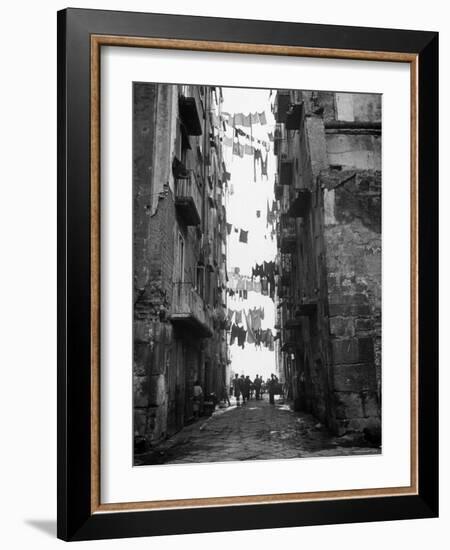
[
  {"left": 254, "top": 375, "right": 262, "bottom": 400},
  {"left": 239, "top": 375, "right": 247, "bottom": 404},
  {"left": 244, "top": 375, "right": 251, "bottom": 401},
  {"left": 232, "top": 373, "right": 241, "bottom": 404},
  {"left": 192, "top": 380, "right": 203, "bottom": 418},
  {"left": 268, "top": 373, "right": 278, "bottom": 405}
]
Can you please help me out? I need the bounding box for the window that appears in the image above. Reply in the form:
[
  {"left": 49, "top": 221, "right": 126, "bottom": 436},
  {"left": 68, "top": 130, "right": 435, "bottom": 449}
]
[
  {"left": 175, "top": 233, "right": 185, "bottom": 283},
  {"left": 195, "top": 265, "right": 205, "bottom": 297}
]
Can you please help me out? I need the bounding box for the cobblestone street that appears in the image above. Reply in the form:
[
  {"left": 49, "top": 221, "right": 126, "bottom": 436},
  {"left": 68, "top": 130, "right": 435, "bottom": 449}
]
[{"left": 136, "top": 396, "right": 380, "bottom": 465}]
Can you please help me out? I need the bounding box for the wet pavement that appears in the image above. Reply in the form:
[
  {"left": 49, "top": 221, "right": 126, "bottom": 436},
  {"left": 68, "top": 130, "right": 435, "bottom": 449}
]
[{"left": 135, "top": 395, "right": 380, "bottom": 465}]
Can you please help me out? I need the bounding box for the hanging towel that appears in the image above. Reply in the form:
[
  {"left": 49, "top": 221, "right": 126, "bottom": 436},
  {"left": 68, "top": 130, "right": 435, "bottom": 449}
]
[
  {"left": 239, "top": 229, "right": 248, "bottom": 243},
  {"left": 234, "top": 113, "right": 244, "bottom": 126},
  {"left": 261, "top": 151, "right": 268, "bottom": 178}
]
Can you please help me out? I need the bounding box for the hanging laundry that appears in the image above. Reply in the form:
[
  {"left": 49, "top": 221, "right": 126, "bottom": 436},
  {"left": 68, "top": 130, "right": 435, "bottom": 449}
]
[
  {"left": 234, "top": 113, "right": 244, "bottom": 126},
  {"left": 223, "top": 136, "right": 233, "bottom": 147},
  {"left": 235, "top": 310, "right": 242, "bottom": 324},
  {"left": 237, "top": 326, "right": 247, "bottom": 348},
  {"left": 230, "top": 323, "right": 239, "bottom": 346},
  {"left": 244, "top": 310, "right": 256, "bottom": 344},
  {"left": 261, "top": 151, "right": 268, "bottom": 178},
  {"left": 239, "top": 229, "right": 248, "bottom": 243},
  {"left": 268, "top": 132, "right": 274, "bottom": 141},
  {"left": 232, "top": 141, "right": 244, "bottom": 158},
  {"left": 234, "top": 226, "right": 239, "bottom": 233},
  {"left": 256, "top": 210, "right": 261, "bottom": 218},
  {"left": 210, "top": 111, "right": 220, "bottom": 128},
  {"left": 258, "top": 111, "right": 267, "bottom": 125},
  {"left": 250, "top": 112, "right": 260, "bottom": 124},
  {"left": 242, "top": 114, "right": 252, "bottom": 127},
  {"left": 244, "top": 143, "right": 254, "bottom": 155},
  {"left": 226, "top": 223, "right": 232, "bottom": 235},
  {"left": 261, "top": 277, "right": 269, "bottom": 295},
  {"left": 249, "top": 307, "right": 262, "bottom": 331}
]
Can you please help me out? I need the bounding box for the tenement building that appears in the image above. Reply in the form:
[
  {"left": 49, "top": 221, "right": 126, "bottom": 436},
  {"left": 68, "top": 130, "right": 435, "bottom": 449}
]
[
  {"left": 274, "top": 90, "right": 381, "bottom": 441},
  {"left": 133, "top": 84, "right": 228, "bottom": 451}
]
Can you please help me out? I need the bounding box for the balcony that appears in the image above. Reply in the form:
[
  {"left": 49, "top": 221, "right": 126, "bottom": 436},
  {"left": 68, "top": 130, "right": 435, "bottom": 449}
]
[
  {"left": 179, "top": 95, "right": 202, "bottom": 136},
  {"left": 279, "top": 160, "right": 293, "bottom": 186},
  {"left": 285, "top": 316, "right": 302, "bottom": 329},
  {"left": 279, "top": 214, "right": 296, "bottom": 253},
  {"left": 170, "top": 282, "right": 213, "bottom": 337},
  {"left": 288, "top": 189, "right": 311, "bottom": 218},
  {"left": 274, "top": 174, "right": 284, "bottom": 200},
  {"left": 175, "top": 174, "right": 202, "bottom": 226},
  {"left": 273, "top": 124, "right": 283, "bottom": 156},
  {"left": 285, "top": 103, "right": 304, "bottom": 131},
  {"left": 275, "top": 91, "right": 290, "bottom": 123},
  {"left": 293, "top": 301, "right": 317, "bottom": 317}
]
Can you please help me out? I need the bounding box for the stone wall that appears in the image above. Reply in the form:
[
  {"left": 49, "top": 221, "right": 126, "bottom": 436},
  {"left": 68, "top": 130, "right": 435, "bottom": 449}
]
[
  {"left": 133, "top": 83, "right": 228, "bottom": 454},
  {"left": 323, "top": 170, "right": 381, "bottom": 437},
  {"left": 276, "top": 90, "right": 381, "bottom": 443}
]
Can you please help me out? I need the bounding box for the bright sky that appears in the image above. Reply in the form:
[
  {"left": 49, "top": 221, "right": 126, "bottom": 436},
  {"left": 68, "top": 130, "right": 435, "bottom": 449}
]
[{"left": 221, "top": 87, "right": 278, "bottom": 380}]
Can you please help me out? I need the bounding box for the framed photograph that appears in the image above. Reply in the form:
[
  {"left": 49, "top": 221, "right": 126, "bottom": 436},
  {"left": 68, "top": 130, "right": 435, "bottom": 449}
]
[{"left": 57, "top": 8, "right": 438, "bottom": 541}]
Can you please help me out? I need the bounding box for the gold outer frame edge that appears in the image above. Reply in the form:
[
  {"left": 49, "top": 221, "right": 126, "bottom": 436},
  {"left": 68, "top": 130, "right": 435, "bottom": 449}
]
[{"left": 90, "top": 35, "right": 419, "bottom": 514}]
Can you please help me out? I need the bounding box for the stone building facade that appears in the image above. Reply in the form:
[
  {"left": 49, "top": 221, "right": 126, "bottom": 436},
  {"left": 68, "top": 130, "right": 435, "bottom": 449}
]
[
  {"left": 133, "top": 83, "right": 228, "bottom": 453},
  {"left": 274, "top": 90, "right": 381, "bottom": 441}
]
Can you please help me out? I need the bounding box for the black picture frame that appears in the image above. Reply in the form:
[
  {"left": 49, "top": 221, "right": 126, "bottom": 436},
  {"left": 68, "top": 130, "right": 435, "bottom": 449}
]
[{"left": 57, "top": 7, "right": 438, "bottom": 541}]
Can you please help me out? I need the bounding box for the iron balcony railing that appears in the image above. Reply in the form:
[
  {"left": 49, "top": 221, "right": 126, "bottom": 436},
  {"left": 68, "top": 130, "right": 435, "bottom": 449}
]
[
  {"left": 170, "top": 282, "right": 213, "bottom": 337},
  {"left": 174, "top": 173, "right": 203, "bottom": 226},
  {"left": 278, "top": 214, "right": 297, "bottom": 253}
]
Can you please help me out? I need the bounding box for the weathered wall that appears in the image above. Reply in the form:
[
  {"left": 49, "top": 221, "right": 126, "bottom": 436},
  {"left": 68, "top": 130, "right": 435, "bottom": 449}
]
[
  {"left": 133, "top": 83, "right": 228, "bottom": 454},
  {"left": 133, "top": 83, "right": 177, "bottom": 444},
  {"left": 276, "top": 90, "right": 381, "bottom": 442},
  {"left": 323, "top": 170, "right": 381, "bottom": 437}
]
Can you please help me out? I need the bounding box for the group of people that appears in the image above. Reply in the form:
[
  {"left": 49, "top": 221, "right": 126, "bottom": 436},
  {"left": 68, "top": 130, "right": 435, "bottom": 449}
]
[{"left": 231, "top": 373, "right": 281, "bottom": 405}]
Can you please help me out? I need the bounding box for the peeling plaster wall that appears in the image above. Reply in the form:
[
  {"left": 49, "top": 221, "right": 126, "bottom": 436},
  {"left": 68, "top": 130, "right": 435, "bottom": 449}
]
[
  {"left": 133, "top": 83, "right": 228, "bottom": 452},
  {"left": 277, "top": 90, "right": 381, "bottom": 442},
  {"left": 323, "top": 171, "right": 381, "bottom": 436}
]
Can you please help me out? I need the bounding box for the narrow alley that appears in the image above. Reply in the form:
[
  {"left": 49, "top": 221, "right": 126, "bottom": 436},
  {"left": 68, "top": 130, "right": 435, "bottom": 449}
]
[
  {"left": 133, "top": 83, "right": 382, "bottom": 467},
  {"left": 135, "top": 394, "right": 378, "bottom": 465}
]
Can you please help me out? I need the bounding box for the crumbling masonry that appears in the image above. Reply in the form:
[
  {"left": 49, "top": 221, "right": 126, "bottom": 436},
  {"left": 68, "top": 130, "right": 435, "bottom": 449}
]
[
  {"left": 274, "top": 90, "right": 381, "bottom": 442},
  {"left": 133, "top": 84, "right": 228, "bottom": 454}
]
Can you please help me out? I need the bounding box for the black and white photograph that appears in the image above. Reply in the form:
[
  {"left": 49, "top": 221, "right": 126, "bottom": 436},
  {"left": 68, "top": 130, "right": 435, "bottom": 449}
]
[{"left": 133, "top": 83, "right": 382, "bottom": 466}]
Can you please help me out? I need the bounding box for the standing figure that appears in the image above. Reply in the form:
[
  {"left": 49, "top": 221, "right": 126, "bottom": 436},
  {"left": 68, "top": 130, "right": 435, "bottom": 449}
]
[
  {"left": 244, "top": 375, "right": 251, "bottom": 402},
  {"left": 239, "top": 375, "right": 247, "bottom": 404},
  {"left": 221, "top": 379, "right": 231, "bottom": 406},
  {"left": 232, "top": 373, "right": 241, "bottom": 405},
  {"left": 192, "top": 380, "right": 204, "bottom": 418},
  {"left": 254, "top": 375, "right": 262, "bottom": 400},
  {"left": 268, "top": 373, "right": 278, "bottom": 405}
]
